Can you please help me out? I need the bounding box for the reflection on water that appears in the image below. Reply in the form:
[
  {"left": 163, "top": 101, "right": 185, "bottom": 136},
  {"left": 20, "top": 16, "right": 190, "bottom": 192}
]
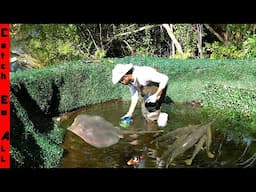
[{"left": 58, "top": 100, "right": 256, "bottom": 168}]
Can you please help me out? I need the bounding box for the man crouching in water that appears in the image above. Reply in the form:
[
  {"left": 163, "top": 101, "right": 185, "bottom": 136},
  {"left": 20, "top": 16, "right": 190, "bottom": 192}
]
[{"left": 112, "top": 63, "right": 169, "bottom": 125}]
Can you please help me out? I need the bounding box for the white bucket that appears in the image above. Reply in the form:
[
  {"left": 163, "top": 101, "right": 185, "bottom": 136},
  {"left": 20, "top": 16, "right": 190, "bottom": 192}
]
[{"left": 157, "top": 112, "right": 168, "bottom": 127}]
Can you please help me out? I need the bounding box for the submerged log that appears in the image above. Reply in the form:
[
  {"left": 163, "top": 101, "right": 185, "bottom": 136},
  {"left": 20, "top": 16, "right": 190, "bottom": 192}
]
[{"left": 155, "top": 120, "right": 215, "bottom": 167}]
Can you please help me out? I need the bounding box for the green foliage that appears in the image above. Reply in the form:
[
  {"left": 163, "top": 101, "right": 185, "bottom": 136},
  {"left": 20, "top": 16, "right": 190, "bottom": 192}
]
[
  {"left": 94, "top": 48, "right": 106, "bottom": 60},
  {"left": 174, "top": 24, "right": 197, "bottom": 57},
  {"left": 134, "top": 28, "right": 155, "bottom": 56},
  {"left": 11, "top": 147, "right": 25, "bottom": 167},
  {"left": 47, "top": 120, "right": 66, "bottom": 145},
  {"left": 205, "top": 24, "right": 256, "bottom": 59},
  {"left": 201, "top": 84, "right": 256, "bottom": 138},
  {"left": 35, "top": 134, "right": 64, "bottom": 168},
  {"left": 173, "top": 52, "right": 191, "bottom": 59},
  {"left": 206, "top": 35, "right": 256, "bottom": 59},
  {"left": 205, "top": 41, "right": 244, "bottom": 59},
  {"left": 242, "top": 34, "right": 256, "bottom": 58},
  {"left": 225, "top": 24, "right": 252, "bottom": 47},
  {"left": 11, "top": 24, "right": 256, "bottom": 62},
  {"left": 11, "top": 24, "right": 88, "bottom": 65},
  {"left": 202, "top": 84, "right": 256, "bottom": 115},
  {"left": 213, "top": 114, "right": 253, "bottom": 144},
  {"left": 11, "top": 59, "right": 124, "bottom": 114},
  {"left": 111, "top": 25, "right": 158, "bottom": 57}
]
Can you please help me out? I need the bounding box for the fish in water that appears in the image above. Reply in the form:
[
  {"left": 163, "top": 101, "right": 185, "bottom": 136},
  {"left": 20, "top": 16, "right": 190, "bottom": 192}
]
[
  {"left": 67, "top": 114, "right": 123, "bottom": 148},
  {"left": 127, "top": 155, "right": 145, "bottom": 168},
  {"left": 67, "top": 114, "right": 164, "bottom": 149}
]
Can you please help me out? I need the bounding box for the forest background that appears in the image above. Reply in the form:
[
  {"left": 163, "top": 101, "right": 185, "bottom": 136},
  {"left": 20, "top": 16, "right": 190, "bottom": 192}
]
[{"left": 10, "top": 24, "right": 256, "bottom": 67}]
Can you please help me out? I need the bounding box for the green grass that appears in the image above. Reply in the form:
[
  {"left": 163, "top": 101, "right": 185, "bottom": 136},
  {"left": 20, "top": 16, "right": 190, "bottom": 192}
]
[{"left": 111, "top": 56, "right": 256, "bottom": 102}]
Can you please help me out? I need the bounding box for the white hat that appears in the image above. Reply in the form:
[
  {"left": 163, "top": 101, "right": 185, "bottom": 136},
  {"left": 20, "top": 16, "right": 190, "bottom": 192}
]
[{"left": 112, "top": 63, "right": 133, "bottom": 84}]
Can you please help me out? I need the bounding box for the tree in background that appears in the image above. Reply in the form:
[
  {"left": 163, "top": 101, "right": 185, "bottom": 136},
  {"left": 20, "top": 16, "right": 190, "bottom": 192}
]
[
  {"left": 204, "top": 24, "right": 256, "bottom": 59},
  {"left": 11, "top": 24, "right": 256, "bottom": 68},
  {"left": 11, "top": 24, "right": 86, "bottom": 66}
]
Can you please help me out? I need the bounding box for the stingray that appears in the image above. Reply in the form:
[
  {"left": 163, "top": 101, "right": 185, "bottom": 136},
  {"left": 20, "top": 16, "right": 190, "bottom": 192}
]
[
  {"left": 67, "top": 114, "right": 124, "bottom": 148},
  {"left": 67, "top": 114, "right": 164, "bottom": 148}
]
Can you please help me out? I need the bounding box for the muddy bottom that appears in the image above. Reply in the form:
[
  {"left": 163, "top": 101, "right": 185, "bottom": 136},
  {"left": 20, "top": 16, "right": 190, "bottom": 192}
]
[{"left": 58, "top": 100, "right": 256, "bottom": 168}]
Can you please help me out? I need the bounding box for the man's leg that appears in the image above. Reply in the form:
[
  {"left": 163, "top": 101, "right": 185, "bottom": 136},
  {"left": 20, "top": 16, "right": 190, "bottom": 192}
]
[
  {"left": 156, "top": 85, "right": 168, "bottom": 110},
  {"left": 141, "top": 99, "right": 160, "bottom": 122},
  {"left": 141, "top": 84, "right": 165, "bottom": 122}
]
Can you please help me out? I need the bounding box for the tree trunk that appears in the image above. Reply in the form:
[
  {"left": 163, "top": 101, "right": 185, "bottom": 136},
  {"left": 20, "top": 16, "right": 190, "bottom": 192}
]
[
  {"left": 170, "top": 24, "right": 175, "bottom": 57},
  {"left": 196, "top": 24, "right": 203, "bottom": 58},
  {"left": 162, "top": 24, "right": 184, "bottom": 55},
  {"left": 204, "top": 24, "right": 225, "bottom": 43},
  {"left": 111, "top": 24, "right": 161, "bottom": 40}
]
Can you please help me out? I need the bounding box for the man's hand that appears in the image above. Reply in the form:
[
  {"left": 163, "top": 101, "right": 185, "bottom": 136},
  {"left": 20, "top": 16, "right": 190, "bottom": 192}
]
[
  {"left": 145, "top": 94, "right": 160, "bottom": 103},
  {"left": 121, "top": 113, "right": 132, "bottom": 120}
]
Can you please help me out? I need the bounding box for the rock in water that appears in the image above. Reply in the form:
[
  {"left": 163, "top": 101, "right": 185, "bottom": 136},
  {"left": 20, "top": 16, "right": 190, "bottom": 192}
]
[{"left": 67, "top": 114, "right": 123, "bottom": 148}]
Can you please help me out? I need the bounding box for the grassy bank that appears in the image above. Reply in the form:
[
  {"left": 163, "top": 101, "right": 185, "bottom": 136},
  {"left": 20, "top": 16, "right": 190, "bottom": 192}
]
[{"left": 112, "top": 56, "right": 256, "bottom": 102}]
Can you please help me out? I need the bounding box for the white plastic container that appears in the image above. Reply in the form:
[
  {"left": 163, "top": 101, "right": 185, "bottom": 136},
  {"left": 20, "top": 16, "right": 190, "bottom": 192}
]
[{"left": 157, "top": 112, "right": 168, "bottom": 127}]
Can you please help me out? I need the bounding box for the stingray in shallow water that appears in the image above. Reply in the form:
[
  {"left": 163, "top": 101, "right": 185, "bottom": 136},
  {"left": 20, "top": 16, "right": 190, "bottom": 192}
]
[
  {"left": 67, "top": 114, "right": 124, "bottom": 148},
  {"left": 67, "top": 114, "right": 164, "bottom": 148}
]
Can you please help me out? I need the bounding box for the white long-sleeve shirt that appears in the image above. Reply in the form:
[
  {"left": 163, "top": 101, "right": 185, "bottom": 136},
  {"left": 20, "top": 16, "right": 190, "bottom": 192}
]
[{"left": 128, "top": 66, "right": 169, "bottom": 97}]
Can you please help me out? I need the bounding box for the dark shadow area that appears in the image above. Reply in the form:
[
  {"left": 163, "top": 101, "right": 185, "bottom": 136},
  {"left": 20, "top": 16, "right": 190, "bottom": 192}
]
[
  {"left": 47, "top": 78, "right": 64, "bottom": 116},
  {"left": 10, "top": 102, "right": 44, "bottom": 168},
  {"left": 11, "top": 82, "right": 53, "bottom": 133},
  {"left": 20, "top": 134, "right": 44, "bottom": 168},
  {"left": 164, "top": 95, "right": 175, "bottom": 105},
  {"left": 11, "top": 81, "right": 61, "bottom": 134},
  {"left": 105, "top": 39, "right": 131, "bottom": 58},
  {"left": 10, "top": 102, "right": 24, "bottom": 147}
]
